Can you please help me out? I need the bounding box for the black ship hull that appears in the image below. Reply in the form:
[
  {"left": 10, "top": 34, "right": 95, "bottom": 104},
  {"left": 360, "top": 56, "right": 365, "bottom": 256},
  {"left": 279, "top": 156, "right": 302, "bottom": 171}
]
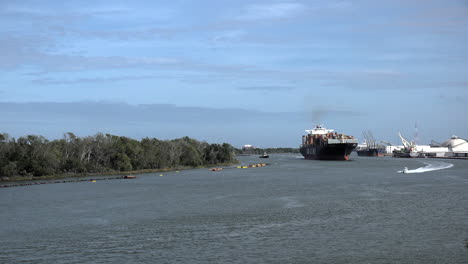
[
  {"left": 392, "top": 150, "right": 420, "bottom": 158},
  {"left": 356, "top": 148, "right": 384, "bottom": 157},
  {"left": 300, "top": 143, "right": 357, "bottom": 160}
]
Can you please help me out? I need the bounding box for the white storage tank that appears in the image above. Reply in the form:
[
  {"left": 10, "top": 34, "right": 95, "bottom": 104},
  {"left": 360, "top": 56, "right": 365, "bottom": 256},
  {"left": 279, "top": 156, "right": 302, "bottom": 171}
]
[{"left": 441, "top": 136, "right": 468, "bottom": 153}]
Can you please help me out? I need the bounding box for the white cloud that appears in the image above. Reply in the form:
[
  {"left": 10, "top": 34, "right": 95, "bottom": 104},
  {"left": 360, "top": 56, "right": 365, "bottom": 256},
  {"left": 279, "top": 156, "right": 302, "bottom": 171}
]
[
  {"left": 212, "top": 30, "right": 246, "bottom": 43},
  {"left": 236, "top": 2, "right": 306, "bottom": 21},
  {"left": 31, "top": 75, "right": 159, "bottom": 85},
  {"left": 238, "top": 85, "right": 295, "bottom": 91},
  {"left": 0, "top": 33, "right": 180, "bottom": 72},
  {"left": 0, "top": 101, "right": 357, "bottom": 146}
]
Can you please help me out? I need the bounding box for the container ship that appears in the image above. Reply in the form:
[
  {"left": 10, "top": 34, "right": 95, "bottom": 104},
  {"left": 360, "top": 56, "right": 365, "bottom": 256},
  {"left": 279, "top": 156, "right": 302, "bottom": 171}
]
[{"left": 300, "top": 125, "right": 358, "bottom": 160}]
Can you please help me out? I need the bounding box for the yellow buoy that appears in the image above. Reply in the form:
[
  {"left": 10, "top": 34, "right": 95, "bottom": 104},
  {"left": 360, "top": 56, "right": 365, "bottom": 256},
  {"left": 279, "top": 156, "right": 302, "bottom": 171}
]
[
  {"left": 159, "top": 174, "right": 163, "bottom": 176},
  {"left": 91, "top": 180, "right": 96, "bottom": 183},
  {"left": 237, "top": 166, "right": 241, "bottom": 168}
]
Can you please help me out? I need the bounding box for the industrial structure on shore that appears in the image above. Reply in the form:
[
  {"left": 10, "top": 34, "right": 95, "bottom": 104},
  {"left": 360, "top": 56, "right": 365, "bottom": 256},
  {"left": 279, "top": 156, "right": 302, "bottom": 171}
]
[
  {"left": 352, "top": 127, "right": 468, "bottom": 159},
  {"left": 392, "top": 133, "right": 468, "bottom": 159}
]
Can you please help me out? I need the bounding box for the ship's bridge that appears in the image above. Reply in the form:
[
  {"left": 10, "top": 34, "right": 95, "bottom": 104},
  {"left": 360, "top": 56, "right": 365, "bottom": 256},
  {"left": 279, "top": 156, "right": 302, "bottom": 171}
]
[{"left": 306, "top": 125, "right": 334, "bottom": 135}]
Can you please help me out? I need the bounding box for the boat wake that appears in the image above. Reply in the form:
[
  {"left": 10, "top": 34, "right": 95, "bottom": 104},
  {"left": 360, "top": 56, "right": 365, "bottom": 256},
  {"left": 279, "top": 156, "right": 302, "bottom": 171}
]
[{"left": 398, "top": 161, "right": 454, "bottom": 174}]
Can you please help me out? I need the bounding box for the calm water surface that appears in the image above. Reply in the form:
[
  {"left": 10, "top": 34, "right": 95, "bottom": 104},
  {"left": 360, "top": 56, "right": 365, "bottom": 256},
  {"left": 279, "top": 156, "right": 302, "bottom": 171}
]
[{"left": 1, "top": 154, "right": 468, "bottom": 263}]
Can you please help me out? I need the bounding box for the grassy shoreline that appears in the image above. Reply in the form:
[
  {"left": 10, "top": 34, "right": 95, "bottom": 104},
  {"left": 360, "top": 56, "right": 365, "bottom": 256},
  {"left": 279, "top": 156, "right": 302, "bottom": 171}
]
[{"left": 0, "top": 162, "right": 239, "bottom": 182}]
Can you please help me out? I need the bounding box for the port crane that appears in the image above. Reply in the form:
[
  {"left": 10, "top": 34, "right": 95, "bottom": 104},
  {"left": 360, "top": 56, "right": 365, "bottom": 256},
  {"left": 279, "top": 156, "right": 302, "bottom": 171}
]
[
  {"left": 398, "top": 132, "right": 414, "bottom": 149},
  {"left": 380, "top": 140, "right": 393, "bottom": 146},
  {"left": 362, "top": 130, "right": 377, "bottom": 149},
  {"left": 398, "top": 132, "right": 419, "bottom": 157},
  {"left": 430, "top": 140, "right": 442, "bottom": 147}
]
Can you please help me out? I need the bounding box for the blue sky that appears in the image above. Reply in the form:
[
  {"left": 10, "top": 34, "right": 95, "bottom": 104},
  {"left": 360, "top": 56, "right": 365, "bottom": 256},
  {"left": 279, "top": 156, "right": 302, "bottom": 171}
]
[{"left": 1, "top": 0, "right": 467, "bottom": 147}]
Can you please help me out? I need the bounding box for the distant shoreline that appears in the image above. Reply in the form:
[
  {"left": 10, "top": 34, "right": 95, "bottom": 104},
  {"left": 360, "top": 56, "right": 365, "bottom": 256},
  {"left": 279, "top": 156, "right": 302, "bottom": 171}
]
[{"left": 0, "top": 162, "right": 239, "bottom": 183}]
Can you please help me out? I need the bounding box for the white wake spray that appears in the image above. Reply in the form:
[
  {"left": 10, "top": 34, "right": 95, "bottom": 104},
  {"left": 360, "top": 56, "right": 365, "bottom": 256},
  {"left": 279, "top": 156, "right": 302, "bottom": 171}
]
[{"left": 398, "top": 161, "right": 454, "bottom": 174}]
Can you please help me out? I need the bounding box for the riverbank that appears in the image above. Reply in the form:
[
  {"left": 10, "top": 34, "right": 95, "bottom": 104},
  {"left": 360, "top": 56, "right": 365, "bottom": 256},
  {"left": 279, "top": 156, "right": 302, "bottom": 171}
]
[{"left": 0, "top": 162, "right": 239, "bottom": 183}]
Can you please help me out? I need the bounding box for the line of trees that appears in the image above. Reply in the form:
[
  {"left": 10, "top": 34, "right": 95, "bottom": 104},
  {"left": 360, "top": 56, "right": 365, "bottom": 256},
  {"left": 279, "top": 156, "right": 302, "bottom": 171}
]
[{"left": 0, "top": 132, "right": 237, "bottom": 178}]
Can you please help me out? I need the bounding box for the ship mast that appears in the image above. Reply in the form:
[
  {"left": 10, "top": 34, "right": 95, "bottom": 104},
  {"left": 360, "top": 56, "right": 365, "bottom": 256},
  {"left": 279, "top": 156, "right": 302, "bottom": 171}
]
[{"left": 362, "top": 130, "right": 376, "bottom": 149}]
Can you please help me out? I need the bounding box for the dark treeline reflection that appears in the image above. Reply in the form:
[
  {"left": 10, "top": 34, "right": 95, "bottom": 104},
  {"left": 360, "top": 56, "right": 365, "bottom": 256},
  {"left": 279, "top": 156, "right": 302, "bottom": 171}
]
[{"left": 0, "top": 132, "right": 237, "bottom": 177}]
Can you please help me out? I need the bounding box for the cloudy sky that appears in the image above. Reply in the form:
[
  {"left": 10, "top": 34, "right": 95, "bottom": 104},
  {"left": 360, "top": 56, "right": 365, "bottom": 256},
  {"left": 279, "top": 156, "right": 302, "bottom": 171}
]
[{"left": 1, "top": 0, "right": 467, "bottom": 147}]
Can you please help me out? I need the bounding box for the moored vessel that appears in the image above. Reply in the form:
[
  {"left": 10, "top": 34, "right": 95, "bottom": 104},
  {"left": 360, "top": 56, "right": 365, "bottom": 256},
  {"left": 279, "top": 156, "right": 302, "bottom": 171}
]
[
  {"left": 356, "top": 131, "right": 385, "bottom": 157},
  {"left": 357, "top": 148, "right": 385, "bottom": 157},
  {"left": 392, "top": 132, "right": 420, "bottom": 158},
  {"left": 300, "top": 125, "right": 358, "bottom": 160}
]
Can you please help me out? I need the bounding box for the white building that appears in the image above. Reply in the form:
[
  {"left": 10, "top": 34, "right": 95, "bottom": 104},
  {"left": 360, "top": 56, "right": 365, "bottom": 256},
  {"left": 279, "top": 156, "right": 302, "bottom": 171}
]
[
  {"left": 419, "top": 136, "right": 468, "bottom": 158},
  {"left": 441, "top": 136, "right": 468, "bottom": 156}
]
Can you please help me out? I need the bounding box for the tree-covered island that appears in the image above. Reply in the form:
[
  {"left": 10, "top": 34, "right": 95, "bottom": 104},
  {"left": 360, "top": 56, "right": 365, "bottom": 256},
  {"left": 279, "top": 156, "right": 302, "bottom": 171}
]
[{"left": 0, "top": 132, "right": 237, "bottom": 181}]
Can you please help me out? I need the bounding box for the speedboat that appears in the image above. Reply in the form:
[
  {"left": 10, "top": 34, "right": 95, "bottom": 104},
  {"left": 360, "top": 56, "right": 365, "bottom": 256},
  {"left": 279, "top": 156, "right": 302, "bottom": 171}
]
[{"left": 398, "top": 167, "right": 409, "bottom": 173}]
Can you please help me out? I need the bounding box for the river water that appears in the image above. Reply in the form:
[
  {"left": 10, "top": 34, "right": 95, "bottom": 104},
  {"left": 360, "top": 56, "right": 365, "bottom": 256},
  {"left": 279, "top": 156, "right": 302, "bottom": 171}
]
[{"left": 1, "top": 154, "right": 468, "bottom": 263}]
